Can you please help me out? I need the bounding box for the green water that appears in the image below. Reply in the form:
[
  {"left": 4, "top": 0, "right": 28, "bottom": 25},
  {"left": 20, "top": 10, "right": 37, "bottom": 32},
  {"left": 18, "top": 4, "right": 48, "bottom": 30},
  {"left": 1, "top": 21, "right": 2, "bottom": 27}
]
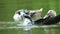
[{"left": 0, "top": 0, "right": 60, "bottom": 21}]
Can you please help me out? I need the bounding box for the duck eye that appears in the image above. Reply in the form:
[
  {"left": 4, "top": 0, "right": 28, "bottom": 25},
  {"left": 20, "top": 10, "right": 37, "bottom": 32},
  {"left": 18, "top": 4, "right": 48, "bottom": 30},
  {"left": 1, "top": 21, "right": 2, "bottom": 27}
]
[{"left": 18, "top": 12, "right": 20, "bottom": 15}]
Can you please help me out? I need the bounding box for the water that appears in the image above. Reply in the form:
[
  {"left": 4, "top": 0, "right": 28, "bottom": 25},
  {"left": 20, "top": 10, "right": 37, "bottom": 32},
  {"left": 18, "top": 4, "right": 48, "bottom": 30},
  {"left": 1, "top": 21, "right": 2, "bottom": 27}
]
[{"left": 0, "top": 22, "right": 60, "bottom": 34}]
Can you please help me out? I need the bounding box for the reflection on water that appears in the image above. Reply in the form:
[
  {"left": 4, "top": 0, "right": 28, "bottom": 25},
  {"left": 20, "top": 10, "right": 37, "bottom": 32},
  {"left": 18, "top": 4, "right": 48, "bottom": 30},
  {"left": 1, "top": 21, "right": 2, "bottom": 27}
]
[{"left": 0, "top": 22, "right": 60, "bottom": 34}]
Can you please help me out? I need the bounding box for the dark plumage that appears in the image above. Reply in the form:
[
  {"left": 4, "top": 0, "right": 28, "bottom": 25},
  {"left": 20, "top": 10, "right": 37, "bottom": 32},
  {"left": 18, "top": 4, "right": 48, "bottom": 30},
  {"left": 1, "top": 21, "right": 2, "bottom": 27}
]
[
  {"left": 17, "top": 12, "right": 20, "bottom": 15},
  {"left": 34, "top": 15, "right": 60, "bottom": 25},
  {"left": 23, "top": 14, "right": 34, "bottom": 24}
]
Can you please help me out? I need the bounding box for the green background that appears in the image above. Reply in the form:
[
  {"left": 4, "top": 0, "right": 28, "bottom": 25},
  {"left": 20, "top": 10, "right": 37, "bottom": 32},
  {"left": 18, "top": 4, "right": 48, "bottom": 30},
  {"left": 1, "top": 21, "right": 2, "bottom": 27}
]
[
  {"left": 0, "top": 0, "right": 60, "bottom": 34},
  {"left": 0, "top": 0, "right": 60, "bottom": 22}
]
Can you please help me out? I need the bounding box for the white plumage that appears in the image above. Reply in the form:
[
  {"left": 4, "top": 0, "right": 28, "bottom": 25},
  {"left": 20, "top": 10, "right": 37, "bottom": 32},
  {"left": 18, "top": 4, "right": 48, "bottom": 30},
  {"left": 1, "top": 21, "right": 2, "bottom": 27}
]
[
  {"left": 43, "top": 10, "right": 57, "bottom": 19},
  {"left": 13, "top": 14, "right": 22, "bottom": 22},
  {"left": 28, "top": 8, "right": 43, "bottom": 21}
]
